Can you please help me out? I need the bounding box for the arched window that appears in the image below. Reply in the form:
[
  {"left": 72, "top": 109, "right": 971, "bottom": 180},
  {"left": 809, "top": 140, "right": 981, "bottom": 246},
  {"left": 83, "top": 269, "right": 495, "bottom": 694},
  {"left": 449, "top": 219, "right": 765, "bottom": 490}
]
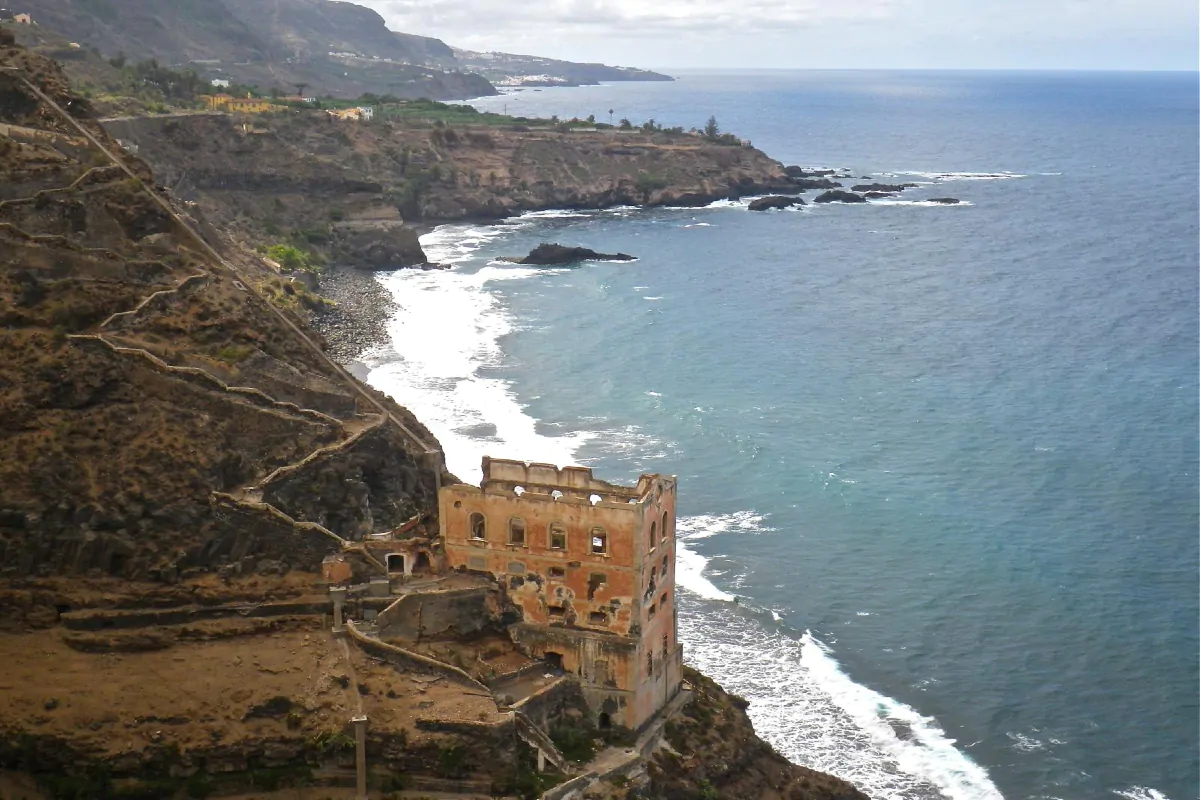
[
  {"left": 509, "top": 517, "right": 526, "bottom": 545},
  {"left": 469, "top": 513, "right": 486, "bottom": 540},
  {"left": 662, "top": 511, "right": 670, "bottom": 540},
  {"left": 649, "top": 520, "right": 657, "bottom": 551},
  {"left": 590, "top": 527, "right": 608, "bottom": 554},
  {"left": 549, "top": 522, "right": 567, "bottom": 550}
]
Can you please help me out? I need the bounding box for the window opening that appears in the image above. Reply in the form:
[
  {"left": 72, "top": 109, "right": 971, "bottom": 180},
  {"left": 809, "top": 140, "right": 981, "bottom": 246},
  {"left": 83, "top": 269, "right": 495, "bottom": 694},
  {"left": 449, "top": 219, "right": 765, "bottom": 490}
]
[
  {"left": 587, "top": 573, "right": 607, "bottom": 601},
  {"left": 588, "top": 610, "right": 608, "bottom": 625},
  {"left": 509, "top": 517, "right": 525, "bottom": 545},
  {"left": 661, "top": 634, "right": 669, "bottom": 659},
  {"left": 591, "top": 527, "right": 608, "bottom": 554},
  {"left": 548, "top": 566, "right": 566, "bottom": 579},
  {"left": 648, "top": 603, "right": 657, "bottom": 618},
  {"left": 662, "top": 510, "right": 670, "bottom": 540},
  {"left": 469, "top": 512, "right": 486, "bottom": 540},
  {"left": 548, "top": 605, "right": 567, "bottom": 618},
  {"left": 649, "top": 520, "right": 657, "bottom": 551},
  {"left": 549, "top": 522, "right": 567, "bottom": 550}
]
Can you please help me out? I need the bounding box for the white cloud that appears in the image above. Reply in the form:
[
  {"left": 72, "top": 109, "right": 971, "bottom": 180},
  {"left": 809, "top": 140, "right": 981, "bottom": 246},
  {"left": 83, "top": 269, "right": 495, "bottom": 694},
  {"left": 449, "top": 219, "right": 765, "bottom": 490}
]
[{"left": 358, "top": 0, "right": 1199, "bottom": 70}]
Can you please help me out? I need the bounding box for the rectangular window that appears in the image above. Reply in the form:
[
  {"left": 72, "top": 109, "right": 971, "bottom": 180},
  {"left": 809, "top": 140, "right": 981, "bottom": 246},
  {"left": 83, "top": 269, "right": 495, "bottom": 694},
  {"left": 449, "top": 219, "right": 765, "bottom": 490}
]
[
  {"left": 509, "top": 518, "right": 526, "bottom": 545},
  {"left": 662, "top": 554, "right": 669, "bottom": 573},
  {"left": 588, "top": 610, "right": 608, "bottom": 625},
  {"left": 548, "top": 605, "right": 566, "bottom": 618},
  {"left": 549, "top": 523, "right": 567, "bottom": 550},
  {"left": 661, "top": 634, "right": 668, "bottom": 659},
  {"left": 548, "top": 566, "right": 565, "bottom": 579},
  {"left": 591, "top": 527, "right": 608, "bottom": 554}
]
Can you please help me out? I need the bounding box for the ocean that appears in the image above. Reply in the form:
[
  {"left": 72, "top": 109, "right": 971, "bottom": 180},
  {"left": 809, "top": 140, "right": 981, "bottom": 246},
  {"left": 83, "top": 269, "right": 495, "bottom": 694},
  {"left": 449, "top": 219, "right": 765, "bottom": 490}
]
[{"left": 362, "top": 71, "right": 1199, "bottom": 800}]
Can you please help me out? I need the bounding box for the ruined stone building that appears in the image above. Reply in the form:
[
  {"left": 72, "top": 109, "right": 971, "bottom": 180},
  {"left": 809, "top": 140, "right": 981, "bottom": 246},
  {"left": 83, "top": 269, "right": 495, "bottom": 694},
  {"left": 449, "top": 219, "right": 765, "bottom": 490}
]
[{"left": 441, "top": 457, "right": 683, "bottom": 731}]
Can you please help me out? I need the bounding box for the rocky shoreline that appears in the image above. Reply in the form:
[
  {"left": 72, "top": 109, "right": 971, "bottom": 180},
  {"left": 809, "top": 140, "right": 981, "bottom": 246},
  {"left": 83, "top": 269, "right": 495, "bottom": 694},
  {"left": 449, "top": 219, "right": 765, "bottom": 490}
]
[{"left": 310, "top": 265, "right": 400, "bottom": 364}]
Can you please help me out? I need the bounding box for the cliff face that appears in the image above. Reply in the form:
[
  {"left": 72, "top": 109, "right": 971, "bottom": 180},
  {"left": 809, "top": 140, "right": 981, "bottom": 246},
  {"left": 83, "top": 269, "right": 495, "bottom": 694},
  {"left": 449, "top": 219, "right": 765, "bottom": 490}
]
[
  {"left": 102, "top": 111, "right": 793, "bottom": 269},
  {"left": 0, "top": 35, "right": 446, "bottom": 623}
]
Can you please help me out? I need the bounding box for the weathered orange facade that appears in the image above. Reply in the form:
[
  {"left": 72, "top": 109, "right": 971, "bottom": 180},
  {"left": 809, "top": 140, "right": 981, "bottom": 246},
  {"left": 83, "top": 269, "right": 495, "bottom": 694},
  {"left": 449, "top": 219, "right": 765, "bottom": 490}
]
[{"left": 440, "top": 457, "right": 683, "bottom": 731}]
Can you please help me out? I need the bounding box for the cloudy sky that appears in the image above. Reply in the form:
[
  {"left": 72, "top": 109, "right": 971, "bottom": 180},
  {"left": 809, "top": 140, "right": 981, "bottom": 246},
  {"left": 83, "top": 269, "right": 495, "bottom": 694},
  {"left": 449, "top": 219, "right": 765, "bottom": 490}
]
[{"left": 359, "top": 0, "right": 1197, "bottom": 71}]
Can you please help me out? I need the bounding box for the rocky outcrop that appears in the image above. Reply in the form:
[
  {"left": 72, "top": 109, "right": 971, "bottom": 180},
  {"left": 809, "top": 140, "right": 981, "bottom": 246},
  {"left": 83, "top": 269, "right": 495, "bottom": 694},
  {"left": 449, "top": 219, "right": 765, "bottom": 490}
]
[
  {"left": 637, "top": 667, "right": 871, "bottom": 800},
  {"left": 100, "top": 112, "right": 794, "bottom": 250},
  {"left": 331, "top": 220, "right": 428, "bottom": 270},
  {"left": 814, "top": 190, "right": 867, "bottom": 204},
  {"left": 748, "top": 195, "right": 804, "bottom": 211},
  {"left": 509, "top": 243, "right": 636, "bottom": 266},
  {"left": 851, "top": 182, "right": 918, "bottom": 193},
  {"left": 928, "top": 197, "right": 962, "bottom": 204}
]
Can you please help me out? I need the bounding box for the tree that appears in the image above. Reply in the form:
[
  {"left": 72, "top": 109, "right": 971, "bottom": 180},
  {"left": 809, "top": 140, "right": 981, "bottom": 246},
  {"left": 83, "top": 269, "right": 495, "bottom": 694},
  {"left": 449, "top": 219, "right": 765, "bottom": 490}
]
[
  {"left": 586, "top": 114, "right": 595, "bottom": 124},
  {"left": 704, "top": 115, "right": 720, "bottom": 139},
  {"left": 618, "top": 118, "right": 632, "bottom": 130},
  {"left": 608, "top": 108, "right": 614, "bottom": 124},
  {"left": 294, "top": 83, "right": 307, "bottom": 98}
]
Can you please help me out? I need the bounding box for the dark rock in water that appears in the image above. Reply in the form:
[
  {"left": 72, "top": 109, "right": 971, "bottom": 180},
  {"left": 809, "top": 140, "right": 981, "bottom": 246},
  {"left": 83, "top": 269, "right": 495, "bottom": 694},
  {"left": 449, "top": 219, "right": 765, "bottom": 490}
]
[
  {"left": 784, "top": 165, "right": 837, "bottom": 178},
  {"left": 927, "top": 197, "right": 962, "bottom": 205},
  {"left": 852, "top": 183, "right": 919, "bottom": 193},
  {"left": 663, "top": 192, "right": 720, "bottom": 207},
  {"left": 748, "top": 195, "right": 804, "bottom": 212},
  {"left": 515, "top": 243, "right": 635, "bottom": 266},
  {"left": 813, "top": 190, "right": 867, "bottom": 204},
  {"left": 789, "top": 177, "right": 842, "bottom": 190},
  {"left": 864, "top": 191, "right": 897, "bottom": 199}
]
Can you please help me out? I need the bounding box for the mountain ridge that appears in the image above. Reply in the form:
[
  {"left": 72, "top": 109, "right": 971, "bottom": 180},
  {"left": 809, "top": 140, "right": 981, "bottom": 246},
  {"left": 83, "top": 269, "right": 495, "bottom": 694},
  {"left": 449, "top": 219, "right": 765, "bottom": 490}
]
[{"left": 15, "top": 0, "right": 671, "bottom": 99}]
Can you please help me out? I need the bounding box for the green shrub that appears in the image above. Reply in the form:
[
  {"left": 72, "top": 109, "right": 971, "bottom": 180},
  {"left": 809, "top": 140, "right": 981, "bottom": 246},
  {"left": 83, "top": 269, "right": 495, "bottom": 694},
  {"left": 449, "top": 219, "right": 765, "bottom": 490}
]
[{"left": 265, "top": 243, "right": 319, "bottom": 273}]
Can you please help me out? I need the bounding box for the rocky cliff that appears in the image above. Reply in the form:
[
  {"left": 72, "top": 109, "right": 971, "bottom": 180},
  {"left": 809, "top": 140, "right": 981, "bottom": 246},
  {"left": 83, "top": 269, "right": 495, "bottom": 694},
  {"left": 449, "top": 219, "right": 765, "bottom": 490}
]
[{"left": 102, "top": 110, "right": 794, "bottom": 270}]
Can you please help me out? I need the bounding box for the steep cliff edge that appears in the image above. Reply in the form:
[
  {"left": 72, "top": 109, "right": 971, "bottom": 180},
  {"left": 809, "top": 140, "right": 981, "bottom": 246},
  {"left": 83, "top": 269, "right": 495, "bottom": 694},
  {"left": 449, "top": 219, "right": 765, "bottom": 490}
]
[{"left": 101, "top": 110, "right": 794, "bottom": 269}]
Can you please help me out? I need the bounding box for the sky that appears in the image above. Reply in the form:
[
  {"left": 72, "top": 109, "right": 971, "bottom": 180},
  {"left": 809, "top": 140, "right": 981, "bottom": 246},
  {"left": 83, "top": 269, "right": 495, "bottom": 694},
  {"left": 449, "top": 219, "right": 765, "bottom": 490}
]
[{"left": 358, "top": 0, "right": 1199, "bottom": 71}]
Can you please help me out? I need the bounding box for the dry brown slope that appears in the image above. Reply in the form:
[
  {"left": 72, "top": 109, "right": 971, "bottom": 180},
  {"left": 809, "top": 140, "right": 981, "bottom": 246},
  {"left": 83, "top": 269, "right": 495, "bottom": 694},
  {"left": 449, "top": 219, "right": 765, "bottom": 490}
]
[{"left": 0, "top": 33, "right": 445, "bottom": 623}]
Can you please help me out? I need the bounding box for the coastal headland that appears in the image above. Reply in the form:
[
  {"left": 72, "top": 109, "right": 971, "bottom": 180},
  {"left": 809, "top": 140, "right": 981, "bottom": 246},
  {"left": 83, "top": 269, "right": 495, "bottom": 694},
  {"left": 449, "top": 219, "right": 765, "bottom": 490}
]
[{"left": 0, "top": 29, "right": 870, "bottom": 800}]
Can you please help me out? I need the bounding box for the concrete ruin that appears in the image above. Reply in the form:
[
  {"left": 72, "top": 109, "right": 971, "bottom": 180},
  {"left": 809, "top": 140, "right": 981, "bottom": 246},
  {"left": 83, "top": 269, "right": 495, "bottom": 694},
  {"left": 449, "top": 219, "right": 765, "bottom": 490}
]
[{"left": 440, "top": 457, "right": 683, "bottom": 732}]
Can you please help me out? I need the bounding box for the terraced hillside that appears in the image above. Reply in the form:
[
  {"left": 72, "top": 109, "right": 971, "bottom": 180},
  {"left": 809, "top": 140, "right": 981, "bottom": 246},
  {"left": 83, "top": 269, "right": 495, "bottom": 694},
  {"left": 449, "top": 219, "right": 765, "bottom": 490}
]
[{"left": 0, "top": 34, "right": 447, "bottom": 625}]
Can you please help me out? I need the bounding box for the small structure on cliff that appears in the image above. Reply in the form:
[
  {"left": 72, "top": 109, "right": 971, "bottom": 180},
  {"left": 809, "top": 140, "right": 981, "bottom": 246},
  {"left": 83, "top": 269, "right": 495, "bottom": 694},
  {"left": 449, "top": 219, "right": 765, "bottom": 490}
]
[{"left": 440, "top": 457, "right": 683, "bottom": 732}]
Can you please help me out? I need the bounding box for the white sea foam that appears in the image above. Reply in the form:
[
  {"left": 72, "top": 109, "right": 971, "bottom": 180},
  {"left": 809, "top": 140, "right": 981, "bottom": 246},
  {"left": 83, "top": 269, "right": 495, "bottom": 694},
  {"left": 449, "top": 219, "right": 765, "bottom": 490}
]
[
  {"left": 1113, "top": 788, "right": 1171, "bottom": 800},
  {"left": 366, "top": 227, "right": 591, "bottom": 484},
  {"left": 893, "top": 170, "right": 1026, "bottom": 182},
  {"left": 672, "top": 511, "right": 772, "bottom": 602},
  {"left": 866, "top": 199, "right": 975, "bottom": 208},
  {"left": 679, "top": 605, "right": 1006, "bottom": 800}
]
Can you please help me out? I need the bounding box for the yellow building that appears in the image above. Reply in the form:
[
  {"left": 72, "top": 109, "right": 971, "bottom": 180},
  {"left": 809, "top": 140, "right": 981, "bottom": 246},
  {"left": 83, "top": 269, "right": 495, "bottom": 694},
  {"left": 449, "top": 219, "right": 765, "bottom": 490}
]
[{"left": 204, "top": 94, "right": 281, "bottom": 114}]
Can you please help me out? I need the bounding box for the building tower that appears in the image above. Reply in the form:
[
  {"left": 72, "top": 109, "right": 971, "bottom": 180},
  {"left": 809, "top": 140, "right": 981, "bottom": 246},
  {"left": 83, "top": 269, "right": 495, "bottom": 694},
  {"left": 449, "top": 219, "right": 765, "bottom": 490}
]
[{"left": 440, "top": 457, "right": 682, "bottom": 731}]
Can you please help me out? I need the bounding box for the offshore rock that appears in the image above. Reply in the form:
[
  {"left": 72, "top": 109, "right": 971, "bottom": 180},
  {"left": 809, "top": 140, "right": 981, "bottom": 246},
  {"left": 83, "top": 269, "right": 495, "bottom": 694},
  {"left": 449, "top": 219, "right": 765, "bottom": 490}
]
[
  {"left": 852, "top": 182, "right": 919, "bottom": 193},
  {"left": 814, "top": 190, "right": 868, "bottom": 204},
  {"left": 928, "top": 197, "right": 962, "bottom": 204},
  {"left": 748, "top": 195, "right": 804, "bottom": 211},
  {"left": 512, "top": 243, "right": 635, "bottom": 266}
]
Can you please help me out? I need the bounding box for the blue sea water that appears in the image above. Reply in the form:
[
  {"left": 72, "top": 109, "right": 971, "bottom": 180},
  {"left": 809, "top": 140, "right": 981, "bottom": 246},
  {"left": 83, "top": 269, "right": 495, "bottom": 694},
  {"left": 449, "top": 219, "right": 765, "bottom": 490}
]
[{"left": 364, "top": 71, "right": 1199, "bottom": 800}]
